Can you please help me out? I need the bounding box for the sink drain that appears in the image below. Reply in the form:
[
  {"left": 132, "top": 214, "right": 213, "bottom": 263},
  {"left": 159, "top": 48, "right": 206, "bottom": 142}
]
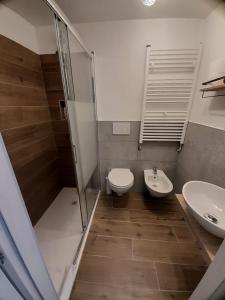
[{"left": 204, "top": 213, "right": 218, "bottom": 224}]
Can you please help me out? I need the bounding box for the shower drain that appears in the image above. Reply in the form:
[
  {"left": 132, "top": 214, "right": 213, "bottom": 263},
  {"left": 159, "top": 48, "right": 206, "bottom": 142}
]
[{"left": 204, "top": 213, "right": 218, "bottom": 224}]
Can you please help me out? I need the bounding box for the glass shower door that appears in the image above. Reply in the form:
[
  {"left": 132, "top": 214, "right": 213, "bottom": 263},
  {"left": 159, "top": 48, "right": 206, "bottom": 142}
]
[
  {"left": 67, "top": 30, "right": 100, "bottom": 220},
  {"left": 55, "top": 18, "right": 99, "bottom": 228}
]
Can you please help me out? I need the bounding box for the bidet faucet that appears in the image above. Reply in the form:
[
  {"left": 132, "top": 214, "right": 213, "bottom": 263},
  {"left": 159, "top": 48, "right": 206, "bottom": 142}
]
[{"left": 153, "top": 167, "right": 157, "bottom": 176}]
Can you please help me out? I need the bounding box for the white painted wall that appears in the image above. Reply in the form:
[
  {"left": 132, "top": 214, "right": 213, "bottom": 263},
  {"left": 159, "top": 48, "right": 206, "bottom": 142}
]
[
  {"left": 190, "top": 3, "right": 225, "bottom": 130},
  {"left": 0, "top": 4, "right": 39, "bottom": 53},
  {"left": 76, "top": 19, "right": 203, "bottom": 121},
  {"left": 35, "top": 25, "right": 57, "bottom": 54},
  {"left": 1, "top": 2, "right": 224, "bottom": 128},
  {"left": 0, "top": 3, "right": 60, "bottom": 55}
]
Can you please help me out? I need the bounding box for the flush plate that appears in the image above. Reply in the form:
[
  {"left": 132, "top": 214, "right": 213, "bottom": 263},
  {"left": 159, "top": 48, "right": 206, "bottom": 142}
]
[{"left": 113, "top": 122, "right": 130, "bottom": 135}]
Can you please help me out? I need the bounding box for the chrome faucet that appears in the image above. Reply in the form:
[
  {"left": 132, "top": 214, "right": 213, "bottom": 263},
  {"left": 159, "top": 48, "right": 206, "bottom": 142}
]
[{"left": 153, "top": 167, "right": 157, "bottom": 177}]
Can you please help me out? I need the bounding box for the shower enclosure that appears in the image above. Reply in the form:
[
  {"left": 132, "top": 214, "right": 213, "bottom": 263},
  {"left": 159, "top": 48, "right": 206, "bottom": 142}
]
[
  {"left": 49, "top": 15, "right": 100, "bottom": 294},
  {"left": 0, "top": 0, "right": 100, "bottom": 298},
  {"left": 55, "top": 17, "right": 99, "bottom": 228}
]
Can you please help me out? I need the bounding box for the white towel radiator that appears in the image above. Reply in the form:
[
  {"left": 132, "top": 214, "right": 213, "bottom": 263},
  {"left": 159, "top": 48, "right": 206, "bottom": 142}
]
[{"left": 139, "top": 45, "right": 202, "bottom": 150}]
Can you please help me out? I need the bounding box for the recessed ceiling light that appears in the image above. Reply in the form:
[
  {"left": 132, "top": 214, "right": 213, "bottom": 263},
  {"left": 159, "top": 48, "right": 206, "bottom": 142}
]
[{"left": 142, "top": 0, "right": 156, "bottom": 6}]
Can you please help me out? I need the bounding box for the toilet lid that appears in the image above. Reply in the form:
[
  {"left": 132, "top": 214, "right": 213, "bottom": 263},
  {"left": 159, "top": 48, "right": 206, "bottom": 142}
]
[{"left": 108, "top": 168, "right": 134, "bottom": 187}]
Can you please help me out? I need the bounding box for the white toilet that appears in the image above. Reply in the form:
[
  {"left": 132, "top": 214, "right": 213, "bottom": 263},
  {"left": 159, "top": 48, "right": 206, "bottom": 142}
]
[
  {"left": 107, "top": 168, "right": 134, "bottom": 196},
  {"left": 144, "top": 169, "right": 173, "bottom": 198}
]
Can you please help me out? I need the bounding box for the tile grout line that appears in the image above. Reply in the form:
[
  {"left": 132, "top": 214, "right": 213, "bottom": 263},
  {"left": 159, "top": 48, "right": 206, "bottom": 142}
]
[
  {"left": 75, "top": 279, "right": 194, "bottom": 293},
  {"left": 131, "top": 238, "right": 134, "bottom": 259},
  {"left": 94, "top": 217, "right": 186, "bottom": 227},
  {"left": 82, "top": 253, "right": 208, "bottom": 267},
  {"left": 75, "top": 279, "right": 162, "bottom": 292},
  {"left": 90, "top": 233, "right": 198, "bottom": 245},
  {"left": 153, "top": 261, "right": 161, "bottom": 291},
  {"left": 92, "top": 217, "right": 187, "bottom": 227},
  {"left": 172, "top": 227, "right": 180, "bottom": 242}
]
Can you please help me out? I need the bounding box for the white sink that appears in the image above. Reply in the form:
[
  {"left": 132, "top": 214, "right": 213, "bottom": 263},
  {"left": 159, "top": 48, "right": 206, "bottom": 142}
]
[{"left": 182, "top": 181, "right": 225, "bottom": 239}]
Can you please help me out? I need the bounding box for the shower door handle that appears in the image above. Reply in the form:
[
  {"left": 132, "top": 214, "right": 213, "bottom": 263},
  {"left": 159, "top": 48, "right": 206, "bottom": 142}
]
[{"left": 73, "top": 145, "right": 78, "bottom": 163}]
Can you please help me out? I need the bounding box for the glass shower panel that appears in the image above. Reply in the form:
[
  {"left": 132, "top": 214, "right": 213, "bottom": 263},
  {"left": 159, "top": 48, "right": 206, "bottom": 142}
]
[
  {"left": 67, "top": 30, "right": 100, "bottom": 219},
  {"left": 55, "top": 18, "right": 100, "bottom": 226},
  {"left": 55, "top": 18, "right": 88, "bottom": 227}
]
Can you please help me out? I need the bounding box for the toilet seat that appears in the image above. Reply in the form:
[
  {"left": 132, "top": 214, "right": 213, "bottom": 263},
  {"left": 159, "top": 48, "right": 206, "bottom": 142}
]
[{"left": 108, "top": 168, "right": 134, "bottom": 188}]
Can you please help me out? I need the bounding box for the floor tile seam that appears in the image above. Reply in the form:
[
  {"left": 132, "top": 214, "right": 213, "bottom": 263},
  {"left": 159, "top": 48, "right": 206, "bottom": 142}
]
[
  {"left": 74, "top": 279, "right": 194, "bottom": 293},
  {"left": 81, "top": 253, "right": 132, "bottom": 260},
  {"left": 172, "top": 226, "right": 196, "bottom": 244},
  {"left": 89, "top": 233, "right": 188, "bottom": 243},
  {"left": 92, "top": 218, "right": 189, "bottom": 228},
  {"left": 80, "top": 253, "right": 154, "bottom": 264},
  {"left": 154, "top": 260, "right": 208, "bottom": 267},
  {"left": 88, "top": 233, "right": 133, "bottom": 241},
  {"left": 92, "top": 234, "right": 199, "bottom": 245},
  {"left": 94, "top": 216, "right": 186, "bottom": 226},
  {"left": 80, "top": 254, "right": 208, "bottom": 267},
  {"left": 131, "top": 256, "right": 209, "bottom": 267},
  {"left": 75, "top": 279, "right": 162, "bottom": 291},
  {"left": 172, "top": 226, "right": 180, "bottom": 242},
  {"left": 153, "top": 261, "right": 161, "bottom": 290},
  {"left": 131, "top": 238, "right": 134, "bottom": 259},
  {"left": 112, "top": 206, "right": 181, "bottom": 212},
  {"left": 96, "top": 205, "right": 186, "bottom": 214}
]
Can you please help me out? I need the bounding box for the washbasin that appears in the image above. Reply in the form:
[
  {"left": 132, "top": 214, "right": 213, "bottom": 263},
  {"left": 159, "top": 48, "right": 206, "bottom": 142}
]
[{"left": 182, "top": 181, "right": 225, "bottom": 239}]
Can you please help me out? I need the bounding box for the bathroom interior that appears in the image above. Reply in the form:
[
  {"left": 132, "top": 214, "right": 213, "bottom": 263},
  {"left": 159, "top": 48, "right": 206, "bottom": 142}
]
[{"left": 1, "top": 0, "right": 225, "bottom": 299}]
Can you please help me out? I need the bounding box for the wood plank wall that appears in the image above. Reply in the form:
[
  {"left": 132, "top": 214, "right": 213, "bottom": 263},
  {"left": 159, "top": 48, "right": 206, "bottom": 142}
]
[
  {"left": 0, "top": 34, "right": 63, "bottom": 225},
  {"left": 40, "top": 54, "right": 76, "bottom": 187}
]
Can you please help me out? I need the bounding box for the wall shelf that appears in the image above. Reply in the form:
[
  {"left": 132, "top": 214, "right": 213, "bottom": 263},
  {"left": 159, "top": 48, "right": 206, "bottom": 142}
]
[
  {"left": 201, "top": 84, "right": 225, "bottom": 92},
  {"left": 201, "top": 76, "right": 225, "bottom": 98}
]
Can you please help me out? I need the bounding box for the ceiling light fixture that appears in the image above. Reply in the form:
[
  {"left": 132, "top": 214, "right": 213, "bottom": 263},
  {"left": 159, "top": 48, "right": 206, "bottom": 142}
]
[{"left": 142, "top": 0, "right": 156, "bottom": 6}]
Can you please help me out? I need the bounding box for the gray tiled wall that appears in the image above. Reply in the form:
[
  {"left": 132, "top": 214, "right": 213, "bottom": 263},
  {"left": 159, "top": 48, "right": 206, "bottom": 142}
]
[
  {"left": 98, "top": 121, "right": 225, "bottom": 193},
  {"left": 98, "top": 121, "right": 178, "bottom": 191},
  {"left": 175, "top": 122, "right": 225, "bottom": 193}
]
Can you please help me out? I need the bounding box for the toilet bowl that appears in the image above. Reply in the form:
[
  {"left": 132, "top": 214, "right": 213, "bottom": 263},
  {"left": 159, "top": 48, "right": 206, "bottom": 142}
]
[
  {"left": 144, "top": 169, "right": 173, "bottom": 198},
  {"left": 107, "top": 168, "right": 134, "bottom": 196}
]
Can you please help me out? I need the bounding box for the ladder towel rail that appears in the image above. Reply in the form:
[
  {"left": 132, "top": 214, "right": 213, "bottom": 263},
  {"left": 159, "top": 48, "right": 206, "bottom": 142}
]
[{"left": 139, "top": 45, "right": 202, "bottom": 150}]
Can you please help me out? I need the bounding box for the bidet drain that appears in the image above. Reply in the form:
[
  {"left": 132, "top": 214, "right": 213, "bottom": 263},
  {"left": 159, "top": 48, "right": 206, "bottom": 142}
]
[{"left": 204, "top": 213, "right": 218, "bottom": 224}]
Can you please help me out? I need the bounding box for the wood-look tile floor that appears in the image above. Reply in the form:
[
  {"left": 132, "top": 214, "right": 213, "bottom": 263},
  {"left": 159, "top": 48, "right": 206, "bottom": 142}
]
[{"left": 70, "top": 192, "right": 208, "bottom": 300}]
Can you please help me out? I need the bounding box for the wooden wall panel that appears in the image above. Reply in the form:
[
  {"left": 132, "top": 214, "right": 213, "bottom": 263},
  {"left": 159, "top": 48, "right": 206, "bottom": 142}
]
[
  {"left": 0, "top": 60, "right": 45, "bottom": 88},
  {"left": 0, "top": 81, "right": 46, "bottom": 107},
  {"left": 0, "top": 35, "right": 42, "bottom": 71},
  {"left": 0, "top": 82, "right": 47, "bottom": 106},
  {"left": 0, "top": 107, "right": 50, "bottom": 130},
  {"left": 21, "top": 161, "right": 61, "bottom": 224},
  {"left": 0, "top": 34, "right": 62, "bottom": 225},
  {"left": 40, "top": 54, "right": 76, "bottom": 188}
]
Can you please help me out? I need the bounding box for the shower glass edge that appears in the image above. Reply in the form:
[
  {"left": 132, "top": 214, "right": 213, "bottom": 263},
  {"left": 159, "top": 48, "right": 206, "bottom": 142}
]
[{"left": 54, "top": 16, "right": 100, "bottom": 230}]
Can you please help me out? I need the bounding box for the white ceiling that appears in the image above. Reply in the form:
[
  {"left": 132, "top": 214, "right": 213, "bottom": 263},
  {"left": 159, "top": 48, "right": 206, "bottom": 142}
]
[
  {"left": 2, "top": 0, "right": 222, "bottom": 26},
  {"left": 56, "top": 0, "right": 222, "bottom": 23}
]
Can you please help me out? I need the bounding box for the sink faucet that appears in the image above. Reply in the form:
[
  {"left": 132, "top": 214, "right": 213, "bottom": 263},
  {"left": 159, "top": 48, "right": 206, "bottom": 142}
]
[{"left": 153, "top": 167, "right": 157, "bottom": 177}]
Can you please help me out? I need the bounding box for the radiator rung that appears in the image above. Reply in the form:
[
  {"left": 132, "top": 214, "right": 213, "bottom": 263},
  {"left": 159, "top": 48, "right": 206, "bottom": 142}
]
[{"left": 140, "top": 46, "right": 202, "bottom": 145}]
